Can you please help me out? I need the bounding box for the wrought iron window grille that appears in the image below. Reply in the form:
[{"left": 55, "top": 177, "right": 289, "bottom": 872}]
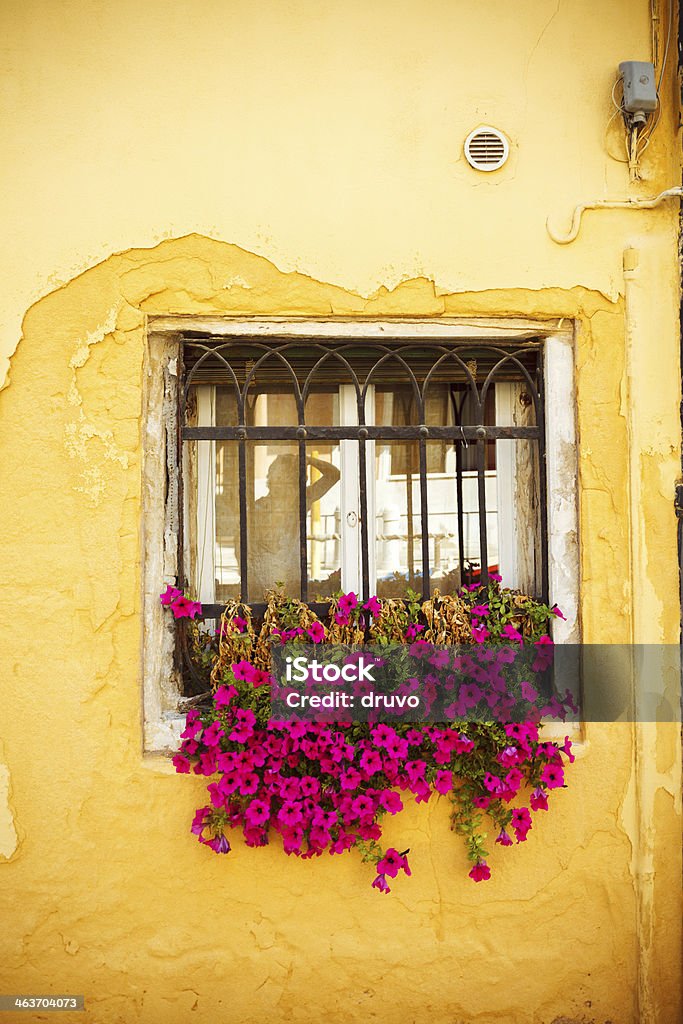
[{"left": 176, "top": 334, "right": 548, "bottom": 623}]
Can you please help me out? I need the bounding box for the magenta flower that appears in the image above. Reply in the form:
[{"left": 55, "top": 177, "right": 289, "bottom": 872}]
[
  {"left": 501, "top": 623, "right": 523, "bottom": 643},
  {"left": 470, "top": 604, "right": 490, "bottom": 617},
  {"left": 541, "top": 763, "right": 565, "bottom": 789},
  {"left": 277, "top": 801, "right": 303, "bottom": 828},
  {"left": 511, "top": 807, "right": 532, "bottom": 842},
  {"left": 340, "top": 768, "right": 362, "bottom": 790},
  {"left": 535, "top": 634, "right": 553, "bottom": 647},
  {"left": 504, "top": 768, "right": 523, "bottom": 793},
  {"left": 379, "top": 790, "right": 403, "bottom": 813},
  {"left": 351, "top": 795, "right": 375, "bottom": 819},
  {"left": 190, "top": 807, "right": 211, "bottom": 836},
  {"left": 370, "top": 724, "right": 397, "bottom": 748},
  {"left": 160, "top": 584, "right": 183, "bottom": 606},
  {"left": 372, "top": 872, "right": 391, "bottom": 893},
  {"left": 307, "top": 621, "right": 325, "bottom": 643},
  {"left": 530, "top": 787, "right": 549, "bottom": 811},
  {"left": 469, "top": 860, "right": 491, "bottom": 882},
  {"left": 202, "top": 720, "right": 225, "bottom": 747},
  {"left": 434, "top": 770, "right": 453, "bottom": 794},
  {"left": 472, "top": 794, "right": 490, "bottom": 809},
  {"left": 214, "top": 685, "right": 237, "bottom": 708},
  {"left": 551, "top": 605, "right": 566, "bottom": 620},
  {"left": 172, "top": 754, "right": 191, "bottom": 773},
  {"left": 210, "top": 833, "right": 231, "bottom": 855},
  {"left": 376, "top": 848, "right": 404, "bottom": 878},
  {"left": 472, "top": 624, "right": 490, "bottom": 644},
  {"left": 338, "top": 592, "right": 358, "bottom": 616},
  {"left": 363, "top": 596, "right": 382, "bottom": 616},
  {"left": 180, "top": 714, "right": 203, "bottom": 741},
  {"left": 170, "top": 596, "right": 202, "bottom": 619},
  {"left": 562, "top": 736, "right": 575, "bottom": 763},
  {"left": 359, "top": 749, "right": 383, "bottom": 775},
  {"left": 405, "top": 623, "right": 424, "bottom": 640},
  {"left": 483, "top": 772, "right": 502, "bottom": 793},
  {"left": 495, "top": 828, "right": 513, "bottom": 847},
  {"left": 232, "top": 660, "right": 255, "bottom": 682},
  {"left": 334, "top": 612, "right": 350, "bottom": 626},
  {"left": 520, "top": 680, "right": 538, "bottom": 703},
  {"left": 245, "top": 800, "right": 270, "bottom": 827},
  {"left": 498, "top": 745, "right": 520, "bottom": 768}
]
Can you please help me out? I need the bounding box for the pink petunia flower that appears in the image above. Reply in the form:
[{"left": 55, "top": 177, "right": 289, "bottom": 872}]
[
  {"left": 363, "top": 596, "right": 382, "bottom": 616},
  {"left": 434, "top": 770, "right": 453, "bottom": 794},
  {"left": 472, "top": 624, "right": 490, "bottom": 644},
  {"left": 307, "top": 621, "right": 325, "bottom": 643},
  {"left": 379, "top": 790, "right": 403, "bottom": 814},
  {"left": 377, "top": 848, "right": 410, "bottom": 878},
  {"left": 214, "top": 685, "right": 237, "bottom": 708},
  {"left": 160, "top": 584, "right": 183, "bottom": 606},
  {"left": 172, "top": 753, "right": 191, "bottom": 773},
  {"left": 359, "top": 749, "right": 383, "bottom": 776},
  {"left": 372, "top": 872, "right": 391, "bottom": 893},
  {"left": 530, "top": 787, "right": 549, "bottom": 811},
  {"left": 541, "top": 763, "right": 565, "bottom": 789},
  {"left": 520, "top": 680, "right": 538, "bottom": 703},
  {"left": 202, "top": 720, "right": 225, "bottom": 747},
  {"left": 469, "top": 860, "right": 491, "bottom": 882},
  {"left": 483, "top": 772, "right": 502, "bottom": 794},
  {"left": 338, "top": 592, "right": 358, "bottom": 616},
  {"left": 170, "top": 596, "right": 202, "bottom": 619},
  {"left": 495, "top": 828, "right": 513, "bottom": 847},
  {"left": 511, "top": 807, "right": 532, "bottom": 842}
]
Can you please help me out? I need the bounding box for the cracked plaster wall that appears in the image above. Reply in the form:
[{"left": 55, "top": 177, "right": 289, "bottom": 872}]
[
  {"left": 0, "top": 0, "right": 681, "bottom": 1021},
  {"left": 0, "top": 235, "right": 680, "bottom": 1024}
]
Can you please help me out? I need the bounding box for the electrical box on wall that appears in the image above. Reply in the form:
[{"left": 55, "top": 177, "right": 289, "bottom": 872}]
[{"left": 619, "top": 60, "right": 657, "bottom": 113}]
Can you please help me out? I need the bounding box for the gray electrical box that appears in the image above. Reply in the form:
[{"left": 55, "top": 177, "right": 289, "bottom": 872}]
[{"left": 619, "top": 61, "right": 657, "bottom": 113}]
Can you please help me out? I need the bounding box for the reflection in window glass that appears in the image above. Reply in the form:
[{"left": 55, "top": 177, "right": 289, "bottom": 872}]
[
  {"left": 374, "top": 441, "right": 423, "bottom": 597},
  {"left": 306, "top": 444, "right": 341, "bottom": 600}
]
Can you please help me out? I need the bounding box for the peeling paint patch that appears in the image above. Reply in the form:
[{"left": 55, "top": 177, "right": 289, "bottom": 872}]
[
  {"left": 68, "top": 304, "right": 120, "bottom": 393},
  {"left": 0, "top": 764, "right": 18, "bottom": 860},
  {"left": 62, "top": 304, "right": 130, "bottom": 504}
]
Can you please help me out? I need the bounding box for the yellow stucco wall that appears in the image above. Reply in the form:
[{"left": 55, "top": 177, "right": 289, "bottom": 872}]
[{"left": 0, "top": 2, "right": 681, "bottom": 1023}]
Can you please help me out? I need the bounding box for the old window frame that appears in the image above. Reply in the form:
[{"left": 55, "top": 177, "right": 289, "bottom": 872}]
[{"left": 142, "top": 317, "right": 579, "bottom": 753}]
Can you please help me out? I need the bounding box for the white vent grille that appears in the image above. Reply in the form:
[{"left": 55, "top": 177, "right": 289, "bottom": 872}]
[{"left": 464, "top": 126, "right": 509, "bottom": 172}]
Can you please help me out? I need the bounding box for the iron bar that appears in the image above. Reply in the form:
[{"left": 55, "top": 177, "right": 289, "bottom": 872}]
[
  {"left": 238, "top": 437, "right": 249, "bottom": 602},
  {"left": 298, "top": 441, "right": 308, "bottom": 602},
  {"left": 418, "top": 436, "right": 430, "bottom": 600},
  {"left": 183, "top": 424, "right": 541, "bottom": 441},
  {"left": 476, "top": 437, "right": 489, "bottom": 585}
]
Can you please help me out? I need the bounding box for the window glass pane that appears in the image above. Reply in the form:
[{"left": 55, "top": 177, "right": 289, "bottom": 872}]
[
  {"left": 304, "top": 387, "right": 339, "bottom": 425},
  {"left": 246, "top": 387, "right": 298, "bottom": 427},
  {"left": 374, "top": 440, "right": 423, "bottom": 597},
  {"left": 306, "top": 444, "right": 341, "bottom": 599},
  {"left": 247, "top": 441, "right": 301, "bottom": 600}
]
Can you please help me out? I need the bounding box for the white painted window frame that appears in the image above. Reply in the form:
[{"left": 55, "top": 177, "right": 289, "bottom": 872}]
[{"left": 142, "top": 318, "right": 579, "bottom": 754}]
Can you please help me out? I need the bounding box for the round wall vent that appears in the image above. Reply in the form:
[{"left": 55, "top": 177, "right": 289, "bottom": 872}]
[{"left": 464, "top": 126, "right": 509, "bottom": 172}]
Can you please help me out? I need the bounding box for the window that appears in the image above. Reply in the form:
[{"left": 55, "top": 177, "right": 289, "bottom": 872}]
[
  {"left": 142, "top": 319, "right": 578, "bottom": 749},
  {"left": 181, "top": 334, "right": 546, "bottom": 614}
]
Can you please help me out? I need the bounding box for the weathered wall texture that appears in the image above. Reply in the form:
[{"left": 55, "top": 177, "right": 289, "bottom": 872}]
[{"left": 0, "top": 1, "right": 681, "bottom": 1023}]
